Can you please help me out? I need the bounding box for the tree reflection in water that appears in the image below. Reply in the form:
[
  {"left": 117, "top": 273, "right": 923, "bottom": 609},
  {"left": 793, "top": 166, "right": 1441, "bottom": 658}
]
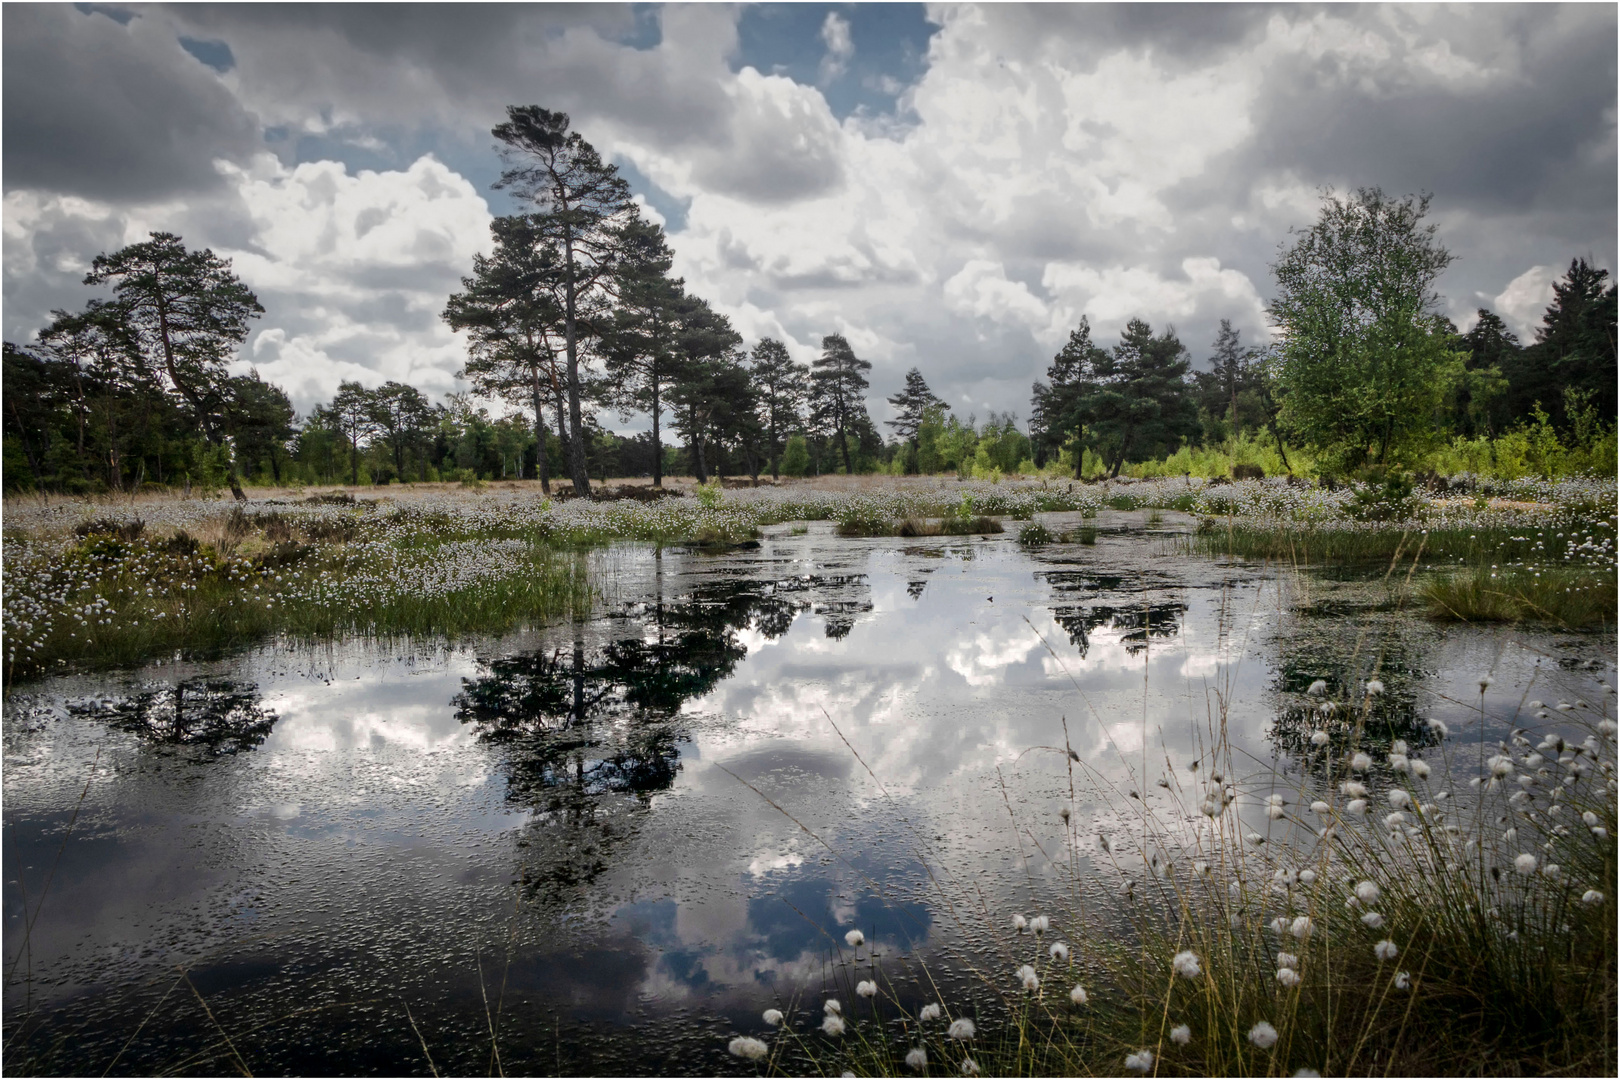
[
  {"left": 67, "top": 677, "right": 277, "bottom": 755},
  {"left": 452, "top": 561, "right": 872, "bottom": 900},
  {"left": 1269, "top": 616, "right": 1441, "bottom": 769},
  {"left": 1039, "top": 569, "right": 1187, "bottom": 657}
]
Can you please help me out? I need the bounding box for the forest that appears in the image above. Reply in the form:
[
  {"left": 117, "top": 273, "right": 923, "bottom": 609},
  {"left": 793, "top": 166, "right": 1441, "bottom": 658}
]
[{"left": 4, "top": 108, "right": 1615, "bottom": 498}]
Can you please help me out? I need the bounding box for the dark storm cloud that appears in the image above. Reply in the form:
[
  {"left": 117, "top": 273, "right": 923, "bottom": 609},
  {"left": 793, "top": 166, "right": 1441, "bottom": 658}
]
[
  {"left": 2, "top": 5, "right": 261, "bottom": 201},
  {"left": 1244, "top": 14, "right": 1616, "bottom": 210}
]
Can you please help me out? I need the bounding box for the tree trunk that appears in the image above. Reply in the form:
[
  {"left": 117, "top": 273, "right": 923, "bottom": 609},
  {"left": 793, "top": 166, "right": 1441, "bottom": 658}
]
[
  {"left": 532, "top": 371, "right": 550, "bottom": 495},
  {"left": 561, "top": 234, "right": 592, "bottom": 497},
  {"left": 1073, "top": 426, "right": 1085, "bottom": 480},
  {"left": 651, "top": 375, "right": 663, "bottom": 488}
]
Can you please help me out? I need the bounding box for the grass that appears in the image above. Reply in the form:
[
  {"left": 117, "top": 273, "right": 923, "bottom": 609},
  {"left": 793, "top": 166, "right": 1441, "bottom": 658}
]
[
  {"left": 2, "top": 512, "right": 591, "bottom": 682},
  {"left": 1422, "top": 565, "right": 1617, "bottom": 628},
  {"left": 721, "top": 634, "right": 1617, "bottom": 1078}
]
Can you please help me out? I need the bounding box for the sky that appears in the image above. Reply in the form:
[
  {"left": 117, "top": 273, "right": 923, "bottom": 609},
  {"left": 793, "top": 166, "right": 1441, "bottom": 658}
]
[{"left": 4, "top": 2, "right": 1616, "bottom": 430}]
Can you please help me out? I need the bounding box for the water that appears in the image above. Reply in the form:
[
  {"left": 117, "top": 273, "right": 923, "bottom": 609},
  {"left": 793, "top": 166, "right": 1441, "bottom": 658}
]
[{"left": 4, "top": 514, "right": 1612, "bottom": 1075}]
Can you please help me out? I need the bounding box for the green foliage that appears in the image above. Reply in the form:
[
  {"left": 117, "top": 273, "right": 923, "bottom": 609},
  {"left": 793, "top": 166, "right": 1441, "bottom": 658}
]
[
  {"left": 695, "top": 479, "right": 724, "bottom": 509},
  {"left": 779, "top": 433, "right": 811, "bottom": 477},
  {"left": 1268, "top": 189, "right": 1464, "bottom": 473}
]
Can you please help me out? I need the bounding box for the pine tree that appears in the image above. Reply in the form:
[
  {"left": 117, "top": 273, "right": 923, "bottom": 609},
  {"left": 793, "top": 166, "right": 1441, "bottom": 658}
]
[
  {"left": 1031, "top": 317, "right": 1109, "bottom": 478},
  {"left": 83, "top": 232, "right": 263, "bottom": 500},
  {"left": 885, "top": 367, "right": 947, "bottom": 464},
  {"left": 1091, "top": 319, "right": 1198, "bottom": 476},
  {"left": 810, "top": 333, "right": 872, "bottom": 474},
  {"left": 444, "top": 214, "right": 568, "bottom": 493},
  {"left": 492, "top": 106, "right": 636, "bottom": 497},
  {"left": 601, "top": 216, "right": 683, "bottom": 487},
  {"left": 749, "top": 339, "right": 807, "bottom": 479}
]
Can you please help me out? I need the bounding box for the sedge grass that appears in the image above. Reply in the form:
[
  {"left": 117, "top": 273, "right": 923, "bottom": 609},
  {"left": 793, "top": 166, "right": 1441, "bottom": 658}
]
[
  {"left": 2, "top": 525, "right": 590, "bottom": 681},
  {"left": 1422, "top": 565, "right": 1616, "bottom": 629}
]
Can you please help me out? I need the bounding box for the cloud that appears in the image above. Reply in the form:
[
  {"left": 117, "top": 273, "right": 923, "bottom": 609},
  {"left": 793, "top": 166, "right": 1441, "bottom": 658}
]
[
  {"left": 2, "top": 3, "right": 1613, "bottom": 431},
  {"left": 220, "top": 153, "right": 493, "bottom": 412},
  {"left": 2, "top": 5, "right": 262, "bottom": 201},
  {"left": 819, "top": 12, "right": 854, "bottom": 83},
  {"left": 1493, "top": 265, "right": 1557, "bottom": 338}
]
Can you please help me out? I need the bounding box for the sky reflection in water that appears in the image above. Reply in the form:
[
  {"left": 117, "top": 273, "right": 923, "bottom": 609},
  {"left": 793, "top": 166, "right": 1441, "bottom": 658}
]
[{"left": 3, "top": 521, "right": 1612, "bottom": 1075}]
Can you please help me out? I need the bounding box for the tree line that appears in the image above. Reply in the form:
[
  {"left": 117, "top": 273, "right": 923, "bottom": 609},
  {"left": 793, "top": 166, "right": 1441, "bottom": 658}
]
[
  {"left": 4, "top": 123, "right": 1614, "bottom": 497},
  {"left": 1032, "top": 190, "right": 1616, "bottom": 480}
]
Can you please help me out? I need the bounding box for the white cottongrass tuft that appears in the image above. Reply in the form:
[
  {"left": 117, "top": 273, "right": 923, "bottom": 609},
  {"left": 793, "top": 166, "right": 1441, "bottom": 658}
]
[
  {"left": 1012, "top": 913, "right": 1027, "bottom": 933},
  {"left": 1488, "top": 754, "right": 1515, "bottom": 778},
  {"left": 1249, "top": 1021, "right": 1279, "bottom": 1049},
  {"left": 1017, "top": 964, "right": 1040, "bottom": 992},
  {"left": 1355, "top": 880, "right": 1381, "bottom": 904},
  {"left": 821, "top": 1014, "right": 846, "bottom": 1037},
  {"left": 1307, "top": 679, "right": 1328, "bottom": 696},
  {"left": 856, "top": 980, "right": 877, "bottom": 999},
  {"left": 1172, "top": 950, "right": 1202, "bottom": 979},
  {"left": 1290, "top": 916, "right": 1314, "bottom": 941},
  {"left": 824, "top": 999, "right": 842, "bottom": 1015},
  {"left": 1374, "top": 939, "right": 1398, "bottom": 961},
  {"left": 1582, "top": 811, "right": 1600, "bottom": 827},
  {"left": 1479, "top": 676, "right": 1493, "bottom": 691},
  {"left": 1582, "top": 890, "right": 1604, "bottom": 904},
  {"left": 1277, "top": 967, "right": 1302, "bottom": 987},
  {"left": 1170, "top": 1024, "right": 1192, "bottom": 1045},
  {"left": 1124, "top": 1049, "right": 1155, "bottom": 1073},
  {"left": 1340, "top": 780, "right": 1369, "bottom": 798},
  {"left": 905, "top": 1047, "right": 927, "bottom": 1071},
  {"left": 1298, "top": 869, "right": 1316, "bottom": 885},
  {"left": 1347, "top": 799, "right": 1368, "bottom": 816},
  {"left": 1394, "top": 971, "right": 1411, "bottom": 990},
  {"left": 1270, "top": 915, "right": 1291, "bottom": 935},
  {"left": 845, "top": 929, "right": 865, "bottom": 948},
  {"left": 1383, "top": 811, "right": 1407, "bottom": 831},
  {"left": 959, "top": 1058, "right": 979, "bottom": 1075},
  {"left": 1361, "top": 911, "right": 1385, "bottom": 929},
  {"left": 1388, "top": 753, "right": 1409, "bottom": 773},
  {"left": 1310, "top": 800, "right": 1330, "bottom": 814},
  {"left": 1411, "top": 759, "right": 1431, "bottom": 779},
  {"left": 1310, "top": 729, "right": 1330, "bottom": 746},
  {"left": 763, "top": 1008, "right": 784, "bottom": 1027},
  {"left": 1050, "top": 942, "right": 1070, "bottom": 962},
  {"left": 1427, "top": 718, "right": 1449, "bottom": 737},
  {"left": 1029, "top": 915, "right": 1049, "bottom": 935},
  {"left": 1069, "top": 984, "right": 1089, "bottom": 1005},
  {"left": 1365, "top": 679, "right": 1385, "bottom": 696},
  {"left": 729, "top": 1036, "right": 769, "bottom": 1060},
  {"left": 1267, "top": 804, "right": 1286, "bottom": 820},
  {"left": 1514, "top": 853, "right": 1538, "bottom": 875},
  {"left": 1276, "top": 952, "right": 1299, "bottom": 969},
  {"left": 948, "top": 1018, "right": 976, "bottom": 1040},
  {"left": 1351, "top": 752, "right": 1373, "bottom": 772},
  {"left": 1388, "top": 789, "right": 1412, "bottom": 809},
  {"left": 918, "top": 1003, "right": 941, "bottom": 1022}
]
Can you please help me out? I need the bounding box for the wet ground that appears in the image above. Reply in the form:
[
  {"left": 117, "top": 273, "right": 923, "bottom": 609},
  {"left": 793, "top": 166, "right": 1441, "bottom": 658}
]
[{"left": 3, "top": 512, "right": 1613, "bottom": 1075}]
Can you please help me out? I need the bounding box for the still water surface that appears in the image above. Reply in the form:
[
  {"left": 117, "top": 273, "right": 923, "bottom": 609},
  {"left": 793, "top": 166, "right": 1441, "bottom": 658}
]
[{"left": 4, "top": 516, "right": 1611, "bottom": 1075}]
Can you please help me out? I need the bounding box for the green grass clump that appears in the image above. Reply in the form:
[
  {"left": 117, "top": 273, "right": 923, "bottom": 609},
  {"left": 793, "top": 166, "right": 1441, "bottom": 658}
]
[
  {"left": 1422, "top": 566, "right": 1616, "bottom": 628},
  {"left": 3, "top": 527, "right": 590, "bottom": 681},
  {"left": 1018, "top": 522, "right": 1055, "bottom": 546}
]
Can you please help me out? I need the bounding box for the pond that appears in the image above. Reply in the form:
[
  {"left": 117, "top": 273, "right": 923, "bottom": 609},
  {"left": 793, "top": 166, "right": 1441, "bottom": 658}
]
[{"left": 4, "top": 512, "right": 1613, "bottom": 1075}]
